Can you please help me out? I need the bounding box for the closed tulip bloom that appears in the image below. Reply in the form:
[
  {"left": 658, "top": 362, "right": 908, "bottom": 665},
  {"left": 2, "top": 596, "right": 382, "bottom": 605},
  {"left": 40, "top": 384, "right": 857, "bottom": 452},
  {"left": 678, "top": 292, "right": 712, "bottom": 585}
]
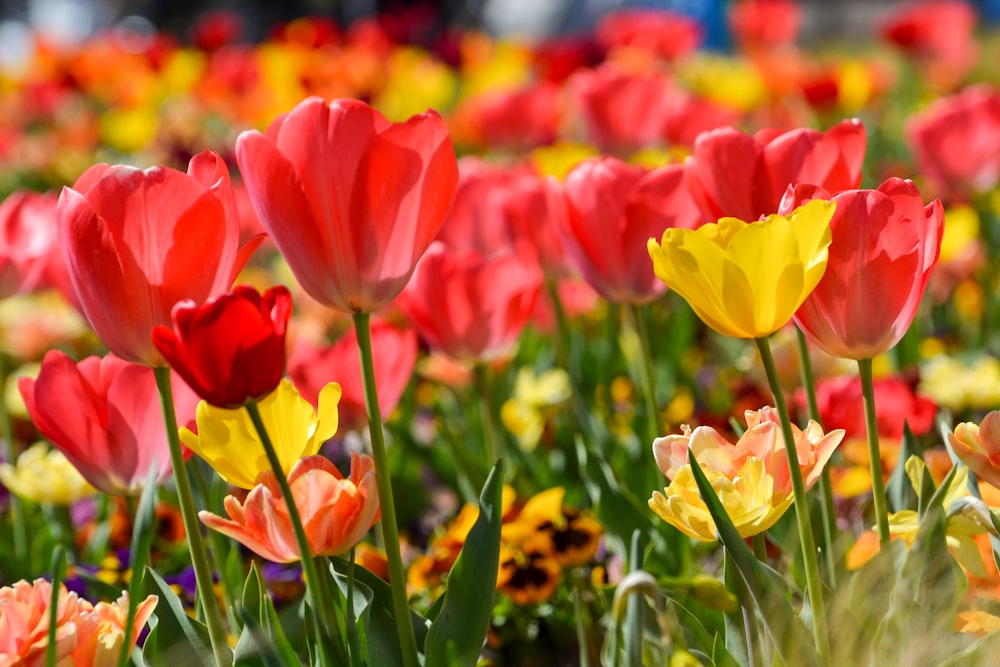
[
  {"left": 199, "top": 452, "right": 380, "bottom": 563},
  {"left": 648, "top": 199, "right": 835, "bottom": 338},
  {"left": 649, "top": 407, "right": 844, "bottom": 541},
  {"left": 235, "top": 97, "right": 459, "bottom": 314},
  {"left": 288, "top": 319, "right": 417, "bottom": 432},
  {"left": 948, "top": 411, "right": 1000, "bottom": 489},
  {"left": 57, "top": 151, "right": 257, "bottom": 366},
  {"left": 569, "top": 66, "right": 671, "bottom": 155},
  {"left": 906, "top": 85, "right": 1000, "bottom": 200},
  {"left": 400, "top": 243, "right": 542, "bottom": 362},
  {"left": 179, "top": 379, "right": 341, "bottom": 489},
  {"left": 152, "top": 285, "right": 292, "bottom": 408},
  {"left": 685, "top": 119, "right": 865, "bottom": 222},
  {"left": 779, "top": 178, "right": 944, "bottom": 359},
  {"left": 18, "top": 351, "right": 199, "bottom": 496},
  {"left": 595, "top": 8, "right": 702, "bottom": 61},
  {"left": 728, "top": 0, "right": 802, "bottom": 52},
  {"left": 558, "top": 157, "right": 702, "bottom": 304}
]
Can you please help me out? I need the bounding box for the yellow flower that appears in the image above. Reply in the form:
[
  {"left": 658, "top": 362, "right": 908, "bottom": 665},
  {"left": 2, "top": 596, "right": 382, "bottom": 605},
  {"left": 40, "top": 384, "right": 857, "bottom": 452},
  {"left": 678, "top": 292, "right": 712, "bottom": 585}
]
[
  {"left": 180, "top": 379, "right": 341, "bottom": 489},
  {"left": 650, "top": 457, "right": 791, "bottom": 541},
  {"left": 0, "top": 442, "right": 95, "bottom": 505},
  {"left": 647, "top": 200, "right": 835, "bottom": 339},
  {"left": 500, "top": 367, "right": 571, "bottom": 450},
  {"left": 920, "top": 354, "right": 1000, "bottom": 412}
]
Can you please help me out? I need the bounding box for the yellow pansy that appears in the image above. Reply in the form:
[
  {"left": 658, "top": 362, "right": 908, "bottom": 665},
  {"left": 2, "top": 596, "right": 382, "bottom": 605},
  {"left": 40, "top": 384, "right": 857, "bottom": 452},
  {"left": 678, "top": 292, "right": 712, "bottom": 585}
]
[
  {"left": 649, "top": 457, "right": 792, "bottom": 542},
  {"left": 0, "top": 442, "right": 95, "bottom": 505},
  {"left": 500, "top": 367, "right": 571, "bottom": 450},
  {"left": 647, "top": 200, "right": 835, "bottom": 339},
  {"left": 180, "top": 379, "right": 341, "bottom": 489}
]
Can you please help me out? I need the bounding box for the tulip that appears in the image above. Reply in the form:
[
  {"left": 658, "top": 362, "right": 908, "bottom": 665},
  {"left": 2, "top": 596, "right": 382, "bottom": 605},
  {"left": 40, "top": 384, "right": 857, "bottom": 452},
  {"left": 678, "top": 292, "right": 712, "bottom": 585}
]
[
  {"left": 288, "top": 319, "right": 417, "bottom": 432},
  {"left": 948, "top": 411, "right": 1000, "bottom": 489},
  {"left": 179, "top": 379, "right": 341, "bottom": 490},
  {"left": 18, "top": 351, "right": 199, "bottom": 496},
  {"left": 472, "top": 82, "right": 561, "bottom": 152},
  {"left": 811, "top": 374, "right": 938, "bottom": 440},
  {"left": 199, "top": 452, "right": 380, "bottom": 563},
  {"left": 649, "top": 407, "right": 844, "bottom": 541},
  {"left": 595, "top": 8, "right": 702, "bottom": 61},
  {"left": 152, "top": 285, "right": 292, "bottom": 408},
  {"left": 778, "top": 178, "right": 944, "bottom": 359},
  {"left": 57, "top": 151, "right": 259, "bottom": 366},
  {"left": 684, "top": 118, "right": 865, "bottom": 222},
  {"left": 434, "top": 158, "right": 516, "bottom": 255},
  {"left": 905, "top": 85, "right": 1000, "bottom": 201},
  {"left": 728, "top": 0, "right": 802, "bottom": 52},
  {"left": 496, "top": 169, "right": 573, "bottom": 279},
  {"left": 559, "top": 156, "right": 702, "bottom": 305},
  {"left": 647, "top": 199, "right": 835, "bottom": 338},
  {"left": 568, "top": 66, "right": 671, "bottom": 155},
  {"left": 400, "top": 243, "right": 542, "bottom": 362},
  {"left": 880, "top": 0, "right": 978, "bottom": 87},
  {"left": 0, "top": 443, "right": 95, "bottom": 505},
  {"left": 0, "top": 190, "right": 59, "bottom": 299},
  {"left": 0, "top": 579, "right": 157, "bottom": 667},
  {"left": 235, "top": 96, "right": 459, "bottom": 314}
]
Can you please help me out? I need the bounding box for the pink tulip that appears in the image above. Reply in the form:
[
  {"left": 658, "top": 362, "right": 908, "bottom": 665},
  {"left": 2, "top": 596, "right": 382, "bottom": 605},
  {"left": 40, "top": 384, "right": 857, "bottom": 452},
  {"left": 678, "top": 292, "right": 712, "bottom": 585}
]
[
  {"left": 400, "top": 243, "right": 542, "bottom": 362},
  {"left": 199, "top": 453, "right": 380, "bottom": 563},
  {"left": 434, "top": 158, "right": 516, "bottom": 255},
  {"left": 685, "top": 118, "right": 866, "bottom": 222},
  {"left": 880, "top": 0, "right": 978, "bottom": 86},
  {"left": 288, "top": 319, "right": 417, "bottom": 431},
  {"left": 728, "top": 0, "right": 802, "bottom": 52},
  {"left": 556, "top": 156, "right": 701, "bottom": 304},
  {"left": 779, "top": 178, "right": 943, "bottom": 359},
  {"left": 906, "top": 84, "right": 1000, "bottom": 201},
  {"left": 569, "top": 65, "right": 671, "bottom": 154},
  {"left": 595, "top": 9, "right": 702, "bottom": 61},
  {"left": 949, "top": 411, "right": 1000, "bottom": 489},
  {"left": 18, "top": 350, "right": 199, "bottom": 495},
  {"left": 236, "top": 97, "right": 459, "bottom": 314},
  {"left": 472, "top": 83, "right": 561, "bottom": 152},
  {"left": 0, "top": 190, "right": 59, "bottom": 298},
  {"left": 57, "top": 151, "right": 258, "bottom": 366}
]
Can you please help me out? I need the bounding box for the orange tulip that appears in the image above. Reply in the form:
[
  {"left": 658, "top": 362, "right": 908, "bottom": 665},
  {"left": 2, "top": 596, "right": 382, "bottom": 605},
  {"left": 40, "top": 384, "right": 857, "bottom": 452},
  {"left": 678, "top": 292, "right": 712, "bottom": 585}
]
[
  {"left": 199, "top": 453, "right": 380, "bottom": 563},
  {"left": 235, "top": 97, "right": 459, "bottom": 314}
]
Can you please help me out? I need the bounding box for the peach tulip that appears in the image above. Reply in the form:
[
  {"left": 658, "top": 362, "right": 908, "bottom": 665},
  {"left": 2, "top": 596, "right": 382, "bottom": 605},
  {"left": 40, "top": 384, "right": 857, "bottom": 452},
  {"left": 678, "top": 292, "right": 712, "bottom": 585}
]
[
  {"left": 235, "top": 97, "right": 459, "bottom": 314},
  {"left": 199, "top": 453, "right": 380, "bottom": 563},
  {"left": 949, "top": 412, "right": 1000, "bottom": 489}
]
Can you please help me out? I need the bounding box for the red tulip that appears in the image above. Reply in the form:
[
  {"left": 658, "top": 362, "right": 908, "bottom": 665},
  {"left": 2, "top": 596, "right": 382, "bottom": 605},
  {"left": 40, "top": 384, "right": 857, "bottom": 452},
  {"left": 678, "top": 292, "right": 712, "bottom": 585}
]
[
  {"left": 235, "top": 97, "right": 459, "bottom": 314},
  {"left": 18, "top": 351, "right": 199, "bottom": 495},
  {"left": 434, "top": 158, "right": 516, "bottom": 255},
  {"left": 906, "top": 84, "right": 1000, "bottom": 201},
  {"left": 779, "top": 178, "right": 944, "bottom": 360},
  {"left": 152, "top": 285, "right": 292, "bottom": 408},
  {"left": 685, "top": 118, "right": 866, "bottom": 222},
  {"left": 472, "top": 83, "right": 561, "bottom": 152},
  {"left": 57, "top": 151, "right": 259, "bottom": 366},
  {"left": 556, "top": 156, "right": 701, "bottom": 304},
  {"left": 595, "top": 9, "right": 702, "bottom": 61},
  {"left": 288, "top": 319, "right": 417, "bottom": 431},
  {"left": 0, "top": 190, "right": 59, "bottom": 298},
  {"left": 880, "top": 0, "right": 977, "bottom": 85},
  {"left": 496, "top": 169, "right": 572, "bottom": 279},
  {"left": 811, "top": 374, "right": 937, "bottom": 439},
  {"left": 400, "top": 243, "right": 542, "bottom": 362},
  {"left": 728, "top": 0, "right": 802, "bottom": 52},
  {"left": 661, "top": 94, "right": 742, "bottom": 149},
  {"left": 569, "top": 65, "right": 671, "bottom": 154}
]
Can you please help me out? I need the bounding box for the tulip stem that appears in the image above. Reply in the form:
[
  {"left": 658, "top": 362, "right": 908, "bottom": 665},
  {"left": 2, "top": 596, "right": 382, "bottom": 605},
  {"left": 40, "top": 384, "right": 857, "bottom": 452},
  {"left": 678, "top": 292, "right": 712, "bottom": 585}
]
[
  {"left": 353, "top": 312, "right": 421, "bottom": 667},
  {"left": 0, "top": 354, "right": 27, "bottom": 563},
  {"left": 474, "top": 363, "right": 503, "bottom": 466},
  {"left": 153, "top": 367, "right": 232, "bottom": 667},
  {"left": 244, "top": 400, "right": 343, "bottom": 656},
  {"left": 858, "top": 358, "right": 891, "bottom": 551},
  {"left": 627, "top": 304, "right": 661, "bottom": 448},
  {"left": 794, "top": 327, "right": 839, "bottom": 587},
  {"left": 754, "top": 337, "right": 830, "bottom": 667}
]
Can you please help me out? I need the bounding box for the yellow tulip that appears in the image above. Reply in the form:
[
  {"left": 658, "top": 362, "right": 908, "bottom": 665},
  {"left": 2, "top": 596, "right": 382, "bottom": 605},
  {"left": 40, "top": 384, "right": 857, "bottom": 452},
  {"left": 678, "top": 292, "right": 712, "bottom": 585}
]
[
  {"left": 180, "top": 379, "right": 341, "bottom": 489},
  {"left": 0, "top": 442, "right": 95, "bottom": 505},
  {"left": 647, "top": 199, "right": 835, "bottom": 339}
]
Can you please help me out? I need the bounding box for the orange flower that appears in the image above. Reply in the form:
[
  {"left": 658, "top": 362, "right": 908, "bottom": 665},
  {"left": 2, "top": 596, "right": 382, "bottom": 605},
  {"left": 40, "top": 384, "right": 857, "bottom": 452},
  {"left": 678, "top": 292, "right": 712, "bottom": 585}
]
[{"left": 199, "top": 453, "right": 380, "bottom": 563}]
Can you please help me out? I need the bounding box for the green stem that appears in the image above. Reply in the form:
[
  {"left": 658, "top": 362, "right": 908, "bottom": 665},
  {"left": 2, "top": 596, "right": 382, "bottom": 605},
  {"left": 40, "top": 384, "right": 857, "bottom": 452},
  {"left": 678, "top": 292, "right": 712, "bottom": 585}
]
[
  {"left": 344, "top": 551, "right": 363, "bottom": 666},
  {"left": 45, "top": 546, "right": 66, "bottom": 667},
  {"left": 188, "top": 459, "right": 239, "bottom": 629},
  {"left": 572, "top": 572, "right": 593, "bottom": 667},
  {"left": 624, "top": 530, "right": 644, "bottom": 667},
  {"left": 153, "top": 367, "right": 232, "bottom": 667},
  {"left": 794, "top": 327, "right": 838, "bottom": 588},
  {"left": 754, "top": 337, "right": 830, "bottom": 667},
  {"left": 352, "top": 312, "right": 420, "bottom": 667},
  {"left": 627, "top": 304, "right": 661, "bottom": 449},
  {"left": 544, "top": 277, "right": 573, "bottom": 371},
  {"left": 0, "top": 354, "right": 27, "bottom": 562},
  {"left": 751, "top": 533, "right": 768, "bottom": 563},
  {"left": 858, "top": 358, "right": 891, "bottom": 551},
  {"left": 474, "top": 363, "right": 502, "bottom": 466},
  {"left": 244, "top": 400, "right": 341, "bottom": 651}
]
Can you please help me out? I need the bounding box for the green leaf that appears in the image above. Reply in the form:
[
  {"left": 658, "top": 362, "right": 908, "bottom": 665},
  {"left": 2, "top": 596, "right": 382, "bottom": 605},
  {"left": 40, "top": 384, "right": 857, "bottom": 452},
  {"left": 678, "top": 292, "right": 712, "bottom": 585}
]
[
  {"left": 329, "top": 556, "right": 430, "bottom": 665},
  {"left": 687, "top": 450, "right": 821, "bottom": 667},
  {"left": 141, "top": 567, "right": 217, "bottom": 666},
  {"left": 886, "top": 421, "right": 921, "bottom": 513},
  {"left": 425, "top": 459, "right": 504, "bottom": 667},
  {"left": 233, "top": 606, "right": 286, "bottom": 667}
]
